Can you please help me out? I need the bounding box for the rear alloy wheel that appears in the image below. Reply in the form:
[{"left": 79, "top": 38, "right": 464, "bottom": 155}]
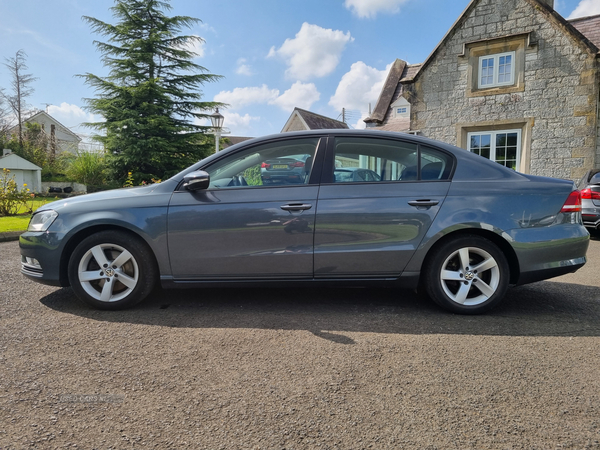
[
  {"left": 68, "top": 231, "right": 157, "bottom": 310},
  {"left": 424, "top": 235, "right": 509, "bottom": 314}
]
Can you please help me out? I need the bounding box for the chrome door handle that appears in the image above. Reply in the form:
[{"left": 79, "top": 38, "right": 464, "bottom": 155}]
[
  {"left": 408, "top": 200, "right": 439, "bottom": 207},
  {"left": 280, "top": 203, "right": 312, "bottom": 211}
]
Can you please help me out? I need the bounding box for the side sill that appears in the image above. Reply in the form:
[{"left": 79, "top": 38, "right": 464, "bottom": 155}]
[{"left": 160, "top": 273, "right": 420, "bottom": 290}]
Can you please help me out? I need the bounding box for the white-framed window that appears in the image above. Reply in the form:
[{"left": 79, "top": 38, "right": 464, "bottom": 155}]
[
  {"left": 468, "top": 129, "right": 521, "bottom": 171},
  {"left": 478, "top": 51, "right": 515, "bottom": 88},
  {"left": 391, "top": 97, "right": 411, "bottom": 118}
]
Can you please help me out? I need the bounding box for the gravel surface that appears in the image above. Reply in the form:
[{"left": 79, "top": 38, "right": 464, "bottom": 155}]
[{"left": 1, "top": 238, "right": 600, "bottom": 449}]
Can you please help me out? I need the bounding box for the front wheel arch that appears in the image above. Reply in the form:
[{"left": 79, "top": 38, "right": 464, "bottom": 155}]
[
  {"left": 59, "top": 225, "right": 159, "bottom": 288},
  {"left": 67, "top": 229, "right": 158, "bottom": 309}
]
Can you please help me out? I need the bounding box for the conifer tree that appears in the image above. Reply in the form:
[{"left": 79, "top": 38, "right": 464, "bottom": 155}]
[{"left": 80, "top": 0, "right": 223, "bottom": 182}]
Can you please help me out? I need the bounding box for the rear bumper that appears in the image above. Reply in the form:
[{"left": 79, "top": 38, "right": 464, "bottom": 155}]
[{"left": 509, "top": 225, "right": 590, "bottom": 286}]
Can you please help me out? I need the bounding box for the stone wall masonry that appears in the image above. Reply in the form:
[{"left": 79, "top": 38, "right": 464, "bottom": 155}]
[{"left": 410, "top": 0, "right": 599, "bottom": 180}]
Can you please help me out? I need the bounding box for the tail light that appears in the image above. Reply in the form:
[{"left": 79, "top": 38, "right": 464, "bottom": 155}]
[
  {"left": 261, "top": 162, "right": 271, "bottom": 169},
  {"left": 560, "top": 190, "right": 581, "bottom": 213},
  {"left": 290, "top": 161, "right": 305, "bottom": 168},
  {"left": 581, "top": 188, "right": 600, "bottom": 201}
]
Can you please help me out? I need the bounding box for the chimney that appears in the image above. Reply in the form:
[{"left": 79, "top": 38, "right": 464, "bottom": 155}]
[
  {"left": 3, "top": 149, "right": 11, "bottom": 157},
  {"left": 538, "top": 0, "right": 554, "bottom": 9}
]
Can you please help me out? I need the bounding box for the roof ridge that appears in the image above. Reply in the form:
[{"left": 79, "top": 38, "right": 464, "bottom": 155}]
[{"left": 568, "top": 13, "right": 600, "bottom": 22}]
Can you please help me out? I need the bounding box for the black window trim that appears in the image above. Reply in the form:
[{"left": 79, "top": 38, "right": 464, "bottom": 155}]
[{"left": 320, "top": 134, "right": 456, "bottom": 185}]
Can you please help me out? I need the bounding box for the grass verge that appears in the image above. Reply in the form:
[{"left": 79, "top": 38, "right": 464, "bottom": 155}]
[{"left": 0, "top": 198, "right": 59, "bottom": 233}]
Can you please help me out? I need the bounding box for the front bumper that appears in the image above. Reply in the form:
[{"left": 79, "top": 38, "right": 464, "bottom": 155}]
[{"left": 19, "top": 231, "right": 67, "bottom": 287}]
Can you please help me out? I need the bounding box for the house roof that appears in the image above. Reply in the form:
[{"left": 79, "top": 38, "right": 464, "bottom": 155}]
[
  {"left": 13, "top": 110, "right": 82, "bottom": 142},
  {"left": 569, "top": 14, "right": 600, "bottom": 49},
  {"left": 282, "top": 108, "right": 349, "bottom": 132},
  {"left": 365, "top": 59, "right": 406, "bottom": 124},
  {"left": 0, "top": 152, "right": 42, "bottom": 171},
  {"left": 222, "top": 136, "right": 253, "bottom": 149}
]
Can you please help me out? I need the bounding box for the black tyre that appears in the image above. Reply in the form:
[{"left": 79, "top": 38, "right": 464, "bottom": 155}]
[
  {"left": 424, "top": 235, "right": 510, "bottom": 314},
  {"left": 67, "top": 231, "right": 157, "bottom": 310}
]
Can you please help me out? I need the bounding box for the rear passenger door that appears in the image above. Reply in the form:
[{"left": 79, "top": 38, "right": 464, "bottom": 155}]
[{"left": 313, "top": 136, "right": 453, "bottom": 278}]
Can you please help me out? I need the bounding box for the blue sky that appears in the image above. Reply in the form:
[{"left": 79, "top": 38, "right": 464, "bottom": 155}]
[{"left": 0, "top": 0, "right": 597, "bottom": 139}]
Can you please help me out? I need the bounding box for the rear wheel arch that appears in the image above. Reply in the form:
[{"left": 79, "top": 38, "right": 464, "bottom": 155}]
[{"left": 422, "top": 228, "right": 520, "bottom": 285}]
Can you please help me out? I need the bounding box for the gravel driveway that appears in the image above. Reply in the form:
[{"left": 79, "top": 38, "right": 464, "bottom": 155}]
[{"left": 1, "top": 237, "right": 600, "bottom": 449}]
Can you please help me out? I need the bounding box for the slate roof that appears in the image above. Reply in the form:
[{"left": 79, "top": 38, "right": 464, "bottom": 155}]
[
  {"left": 364, "top": 61, "right": 421, "bottom": 125},
  {"left": 569, "top": 14, "right": 600, "bottom": 49},
  {"left": 222, "top": 136, "right": 253, "bottom": 149},
  {"left": 292, "top": 108, "right": 349, "bottom": 130}
]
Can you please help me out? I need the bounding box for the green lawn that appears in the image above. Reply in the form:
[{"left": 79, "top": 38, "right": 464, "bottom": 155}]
[{"left": 0, "top": 198, "right": 59, "bottom": 233}]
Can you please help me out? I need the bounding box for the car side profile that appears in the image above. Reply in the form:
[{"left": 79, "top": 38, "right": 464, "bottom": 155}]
[{"left": 20, "top": 130, "right": 589, "bottom": 314}]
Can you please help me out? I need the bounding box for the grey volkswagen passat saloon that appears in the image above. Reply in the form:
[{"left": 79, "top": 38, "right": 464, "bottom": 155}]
[{"left": 20, "top": 130, "right": 589, "bottom": 314}]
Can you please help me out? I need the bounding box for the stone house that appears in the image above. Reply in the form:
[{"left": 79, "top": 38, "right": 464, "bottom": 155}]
[
  {"left": 365, "top": 0, "right": 600, "bottom": 180},
  {"left": 11, "top": 111, "right": 81, "bottom": 155},
  {"left": 282, "top": 108, "right": 349, "bottom": 132}
]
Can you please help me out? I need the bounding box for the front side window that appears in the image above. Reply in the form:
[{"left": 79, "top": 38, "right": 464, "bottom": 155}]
[
  {"left": 332, "top": 137, "right": 452, "bottom": 183},
  {"left": 205, "top": 138, "right": 319, "bottom": 189},
  {"left": 468, "top": 130, "right": 521, "bottom": 170},
  {"left": 478, "top": 52, "right": 515, "bottom": 88}
]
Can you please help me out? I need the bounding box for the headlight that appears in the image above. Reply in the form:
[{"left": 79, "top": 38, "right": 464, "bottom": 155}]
[{"left": 28, "top": 210, "right": 58, "bottom": 232}]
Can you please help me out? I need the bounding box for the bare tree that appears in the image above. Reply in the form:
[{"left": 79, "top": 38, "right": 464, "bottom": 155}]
[
  {"left": 2, "top": 50, "right": 38, "bottom": 149},
  {"left": 0, "top": 88, "right": 10, "bottom": 137}
]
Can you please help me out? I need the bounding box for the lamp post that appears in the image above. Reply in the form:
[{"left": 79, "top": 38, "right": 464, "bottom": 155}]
[{"left": 210, "top": 108, "right": 224, "bottom": 153}]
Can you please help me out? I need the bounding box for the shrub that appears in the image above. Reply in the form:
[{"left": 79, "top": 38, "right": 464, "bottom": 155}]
[
  {"left": 65, "top": 151, "right": 107, "bottom": 186},
  {"left": 0, "top": 168, "right": 34, "bottom": 216}
]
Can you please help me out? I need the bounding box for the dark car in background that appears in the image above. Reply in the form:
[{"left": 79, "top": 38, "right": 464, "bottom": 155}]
[
  {"left": 578, "top": 169, "right": 600, "bottom": 235},
  {"left": 261, "top": 154, "right": 312, "bottom": 185},
  {"left": 20, "top": 130, "right": 589, "bottom": 314}
]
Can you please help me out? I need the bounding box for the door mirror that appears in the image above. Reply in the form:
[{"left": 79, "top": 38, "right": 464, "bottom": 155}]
[{"left": 183, "top": 170, "right": 210, "bottom": 191}]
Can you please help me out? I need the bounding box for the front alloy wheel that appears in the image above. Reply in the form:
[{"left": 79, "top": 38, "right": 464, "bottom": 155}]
[
  {"left": 68, "top": 231, "right": 157, "bottom": 310},
  {"left": 425, "top": 235, "right": 509, "bottom": 314}
]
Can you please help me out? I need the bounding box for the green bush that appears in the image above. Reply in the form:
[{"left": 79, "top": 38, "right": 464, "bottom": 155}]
[
  {"left": 0, "top": 168, "right": 34, "bottom": 216},
  {"left": 66, "top": 151, "right": 107, "bottom": 186}
]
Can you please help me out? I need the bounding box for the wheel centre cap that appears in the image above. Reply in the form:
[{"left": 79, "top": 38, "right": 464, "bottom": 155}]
[
  {"left": 464, "top": 271, "right": 475, "bottom": 281},
  {"left": 105, "top": 268, "right": 115, "bottom": 277}
]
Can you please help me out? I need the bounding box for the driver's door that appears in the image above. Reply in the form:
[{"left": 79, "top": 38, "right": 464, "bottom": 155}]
[{"left": 167, "top": 137, "right": 324, "bottom": 279}]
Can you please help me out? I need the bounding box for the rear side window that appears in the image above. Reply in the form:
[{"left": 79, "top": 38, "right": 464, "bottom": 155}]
[{"left": 332, "top": 137, "right": 453, "bottom": 183}]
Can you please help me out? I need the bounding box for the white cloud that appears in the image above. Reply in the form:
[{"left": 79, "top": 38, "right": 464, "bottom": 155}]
[
  {"left": 235, "top": 58, "right": 254, "bottom": 76},
  {"left": 268, "top": 23, "right": 353, "bottom": 81},
  {"left": 270, "top": 82, "right": 320, "bottom": 111},
  {"left": 214, "top": 82, "right": 320, "bottom": 112},
  {"left": 223, "top": 112, "right": 260, "bottom": 134},
  {"left": 344, "top": 0, "right": 411, "bottom": 18},
  {"left": 47, "top": 103, "right": 98, "bottom": 133},
  {"left": 567, "top": 0, "right": 600, "bottom": 18},
  {"left": 329, "top": 61, "right": 391, "bottom": 113},
  {"left": 214, "top": 85, "right": 280, "bottom": 110}
]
